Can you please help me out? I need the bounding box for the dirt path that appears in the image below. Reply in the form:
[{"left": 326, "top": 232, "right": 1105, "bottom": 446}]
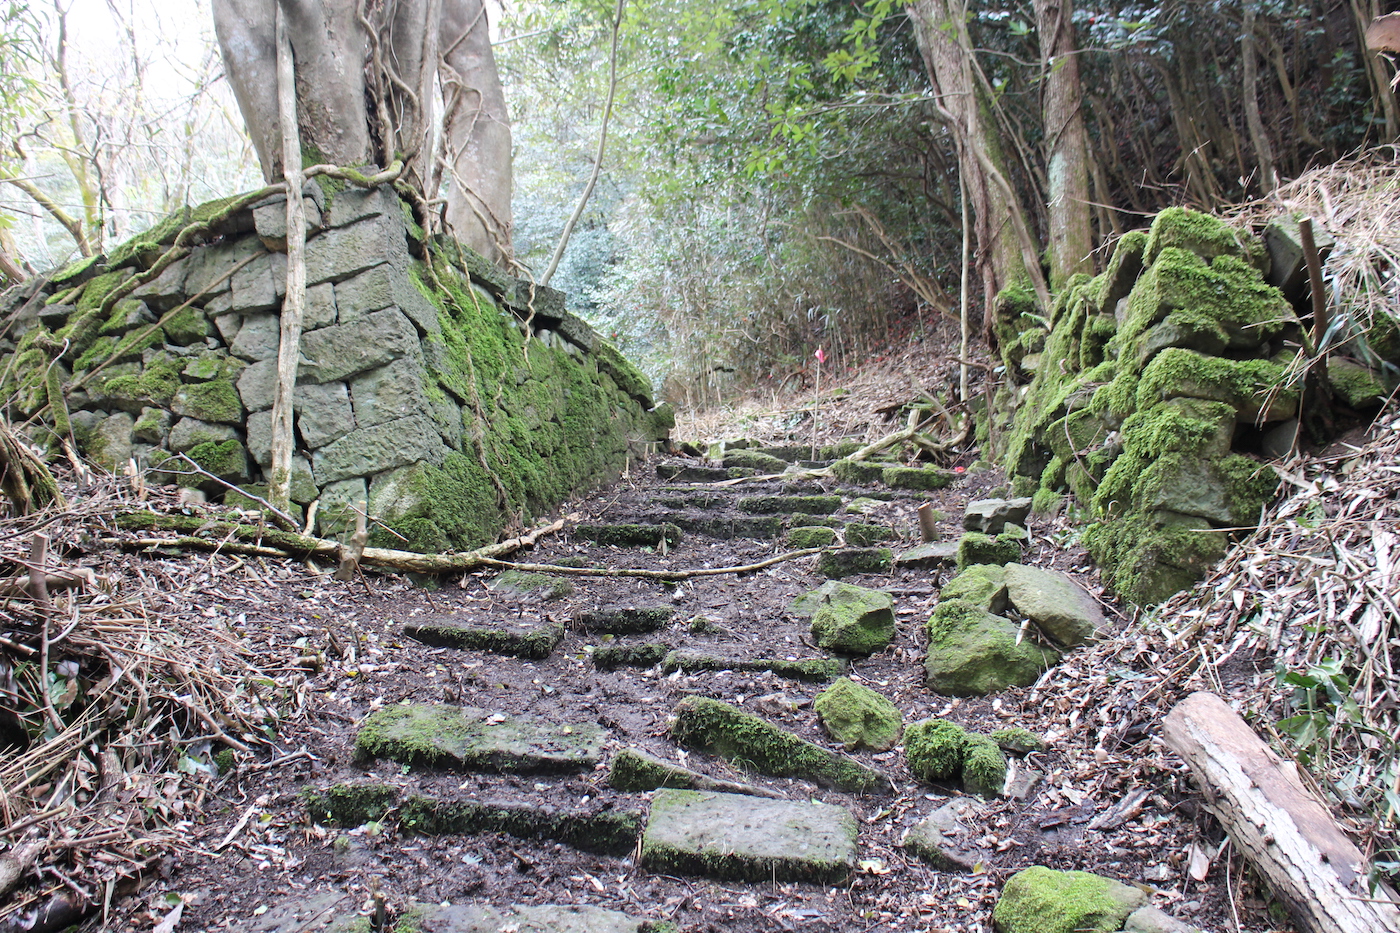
[{"left": 103, "top": 443, "right": 1266, "bottom": 933}]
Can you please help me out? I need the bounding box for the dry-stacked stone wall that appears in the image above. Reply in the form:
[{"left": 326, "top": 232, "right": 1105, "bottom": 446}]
[
  {"left": 1002, "top": 208, "right": 1395, "bottom": 604},
  {"left": 1, "top": 185, "right": 672, "bottom": 551}
]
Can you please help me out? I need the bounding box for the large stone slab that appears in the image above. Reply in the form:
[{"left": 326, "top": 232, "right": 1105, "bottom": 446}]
[
  {"left": 355, "top": 703, "right": 605, "bottom": 774},
  {"left": 299, "top": 307, "right": 418, "bottom": 384},
  {"left": 640, "top": 788, "right": 857, "bottom": 884},
  {"left": 963, "top": 497, "right": 1033, "bottom": 534},
  {"left": 313, "top": 413, "right": 448, "bottom": 483},
  {"left": 1003, "top": 563, "right": 1104, "bottom": 648}
]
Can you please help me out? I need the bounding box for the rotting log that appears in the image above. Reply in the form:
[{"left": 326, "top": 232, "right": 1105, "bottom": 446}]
[{"left": 1161, "top": 692, "right": 1400, "bottom": 933}]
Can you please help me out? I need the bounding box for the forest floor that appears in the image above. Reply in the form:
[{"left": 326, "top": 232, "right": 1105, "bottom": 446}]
[{"left": 7, "top": 338, "right": 1394, "bottom": 933}]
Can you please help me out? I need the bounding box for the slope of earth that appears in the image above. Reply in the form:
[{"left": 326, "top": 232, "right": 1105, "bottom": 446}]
[{"left": 6, "top": 342, "right": 1390, "bottom": 933}]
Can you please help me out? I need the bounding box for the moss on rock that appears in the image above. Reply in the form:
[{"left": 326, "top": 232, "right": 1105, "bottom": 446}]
[
  {"left": 669, "top": 696, "right": 890, "bottom": 794},
  {"left": 904, "top": 718, "right": 967, "bottom": 781},
  {"left": 961, "top": 733, "right": 1007, "bottom": 797},
  {"left": 814, "top": 677, "right": 901, "bottom": 751},
  {"left": 992, "top": 866, "right": 1145, "bottom": 933}
]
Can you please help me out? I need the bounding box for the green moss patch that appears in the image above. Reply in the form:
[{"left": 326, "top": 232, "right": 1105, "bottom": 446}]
[
  {"left": 487, "top": 570, "right": 574, "bottom": 600},
  {"left": 814, "top": 677, "right": 901, "bottom": 751},
  {"left": 575, "top": 523, "right": 682, "bottom": 549},
  {"left": 669, "top": 696, "right": 890, "bottom": 793},
  {"left": 809, "top": 582, "right": 896, "bottom": 655},
  {"left": 577, "top": 606, "right": 675, "bottom": 634},
  {"left": 738, "top": 494, "right": 842, "bottom": 515},
  {"left": 882, "top": 465, "right": 955, "bottom": 491},
  {"left": 992, "top": 866, "right": 1145, "bottom": 933},
  {"left": 303, "top": 781, "right": 399, "bottom": 826},
  {"left": 904, "top": 718, "right": 968, "bottom": 781},
  {"left": 786, "top": 525, "right": 837, "bottom": 548},
  {"left": 591, "top": 643, "right": 670, "bottom": 670},
  {"left": 925, "top": 599, "right": 1060, "bottom": 696}
]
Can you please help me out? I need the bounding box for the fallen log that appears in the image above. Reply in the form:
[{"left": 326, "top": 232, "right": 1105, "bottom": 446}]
[{"left": 1161, "top": 691, "right": 1400, "bottom": 933}]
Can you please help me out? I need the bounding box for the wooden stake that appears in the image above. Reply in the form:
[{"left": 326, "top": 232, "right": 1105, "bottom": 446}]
[{"left": 917, "top": 503, "right": 939, "bottom": 543}]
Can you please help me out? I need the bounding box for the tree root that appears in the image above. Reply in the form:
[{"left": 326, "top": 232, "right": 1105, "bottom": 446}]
[{"left": 106, "top": 509, "right": 823, "bottom": 580}]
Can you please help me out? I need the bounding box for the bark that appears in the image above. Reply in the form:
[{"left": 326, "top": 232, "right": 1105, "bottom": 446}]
[
  {"left": 907, "top": 0, "right": 1046, "bottom": 327},
  {"left": 440, "top": 0, "right": 514, "bottom": 263},
  {"left": 1242, "top": 3, "right": 1278, "bottom": 194},
  {"left": 1162, "top": 692, "right": 1400, "bottom": 933},
  {"left": 211, "top": 0, "right": 513, "bottom": 259},
  {"left": 269, "top": 3, "right": 307, "bottom": 513},
  {"left": 1033, "top": 0, "right": 1094, "bottom": 286},
  {"left": 1356, "top": 1, "right": 1400, "bottom": 140}
]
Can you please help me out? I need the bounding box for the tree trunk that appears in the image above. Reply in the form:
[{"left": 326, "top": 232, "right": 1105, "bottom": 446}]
[
  {"left": 212, "top": 0, "right": 513, "bottom": 259},
  {"left": 1033, "top": 0, "right": 1094, "bottom": 286},
  {"left": 439, "top": 0, "right": 514, "bottom": 264},
  {"left": 907, "top": 0, "right": 1046, "bottom": 333},
  {"left": 1242, "top": 3, "right": 1278, "bottom": 194},
  {"left": 268, "top": 2, "right": 307, "bottom": 513},
  {"left": 1162, "top": 692, "right": 1400, "bottom": 933}
]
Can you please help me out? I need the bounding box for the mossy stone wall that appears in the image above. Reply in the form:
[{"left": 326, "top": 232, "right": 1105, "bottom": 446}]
[
  {"left": 1003, "top": 208, "right": 1306, "bottom": 604},
  {"left": 1, "top": 186, "right": 671, "bottom": 552}
]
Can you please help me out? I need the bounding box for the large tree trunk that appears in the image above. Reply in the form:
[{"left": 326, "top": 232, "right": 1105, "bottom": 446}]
[
  {"left": 211, "top": 0, "right": 513, "bottom": 260},
  {"left": 1033, "top": 0, "right": 1094, "bottom": 286},
  {"left": 439, "top": 0, "right": 514, "bottom": 264},
  {"left": 907, "top": 0, "right": 1030, "bottom": 316},
  {"left": 212, "top": 0, "right": 372, "bottom": 181}
]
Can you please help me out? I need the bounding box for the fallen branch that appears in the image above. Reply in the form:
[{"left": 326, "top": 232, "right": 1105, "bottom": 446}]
[
  {"left": 714, "top": 414, "right": 942, "bottom": 487},
  {"left": 1162, "top": 692, "right": 1400, "bottom": 933},
  {"left": 0, "top": 840, "right": 44, "bottom": 900},
  {"left": 476, "top": 547, "right": 825, "bottom": 581}
]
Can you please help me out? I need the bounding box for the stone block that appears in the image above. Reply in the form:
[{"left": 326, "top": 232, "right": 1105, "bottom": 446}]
[
  {"left": 295, "top": 380, "right": 354, "bottom": 449},
  {"left": 130, "top": 258, "right": 187, "bottom": 310},
  {"left": 349, "top": 355, "right": 431, "bottom": 428},
  {"left": 252, "top": 194, "right": 322, "bottom": 251},
  {"left": 324, "top": 185, "right": 398, "bottom": 228},
  {"left": 298, "top": 308, "right": 418, "bottom": 384},
  {"left": 992, "top": 866, "right": 1145, "bottom": 933},
  {"left": 640, "top": 789, "right": 857, "bottom": 884},
  {"left": 230, "top": 250, "right": 283, "bottom": 314},
  {"left": 229, "top": 312, "right": 280, "bottom": 361},
  {"left": 317, "top": 477, "right": 367, "bottom": 537},
  {"left": 963, "top": 497, "right": 1034, "bottom": 534},
  {"left": 169, "top": 417, "right": 238, "bottom": 453},
  {"left": 354, "top": 703, "right": 606, "bottom": 773},
  {"left": 333, "top": 263, "right": 440, "bottom": 334},
  {"left": 304, "top": 281, "right": 336, "bottom": 330},
  {"left": 925, "top": 599, "right": 1059, "bottom": 697},
  {"left": 312, "top": 413, "right": 448, "bottom": 484},
  {"left": 183, "top": 238, "right": 260, "bottom": 297},
  {"left": 814, "top": 677, "right": 901, "bottom": 751},
  {"left": 236, "top": 358, "right": 276, "bottom": 412},
  {"left": 304, "top": 215, "right": 409, "bottom": 285}
]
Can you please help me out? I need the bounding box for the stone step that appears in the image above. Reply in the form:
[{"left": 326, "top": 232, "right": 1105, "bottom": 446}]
[
  {"left": 577, "top": 605, "right": 675, "bottom": 634},
  {"left": 574, "top": 522, "right": 682, "bottom": 549},
  {"left": 403, "top": 618, "right": 563, "bottom": 659},
  {"left": 237, "top": 894, "right": 661, "bottom": 933},
  {"left": 640, "top": 788, "right": 857, "bottom": 884},
  {"left": 355, "top": 704, "right": 605, "bottom": 774},
  {"left": 661, "top": 649, "right": 846, "bottom": 682},
  {"left": 397, "top": 794, "right": 641, "bottom": 856}
]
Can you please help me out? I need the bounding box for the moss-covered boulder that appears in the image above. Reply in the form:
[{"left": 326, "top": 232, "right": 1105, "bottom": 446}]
[
  {"left": 814, "top": 678, "right": 901, "bottom": 751},
  {"left": 903, "top": 718, "right": 967, "bottom": 781},
  {"left": 925, "top": 599, "right": 1060, "bottom": 696},
  {"left": 1003, "top": 563, "right": 1103, "bottom": 648},
  {"left": 992, "top": 866, "right": 1146, "bottom": 933},
  {"left": 960, "top": 733, "right": 1008, "bottom": 797},
  {"left": 809, "top": 582, "right": 896, "bottom": 655},
  {"left": 941, "top": 564, "right": 1010, "bottom": 613},
  {"left": 668, "top": 696, "right": 891, "bottom": 794}
]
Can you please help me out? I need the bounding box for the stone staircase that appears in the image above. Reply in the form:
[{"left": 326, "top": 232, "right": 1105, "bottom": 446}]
[{"left": 224, "top": 446, "right": 1168, "bottom": 933}]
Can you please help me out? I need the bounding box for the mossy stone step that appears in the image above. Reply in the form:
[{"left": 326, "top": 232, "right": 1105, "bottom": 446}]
[
  {"left": 669, "top": 696, "right": 891, "bottom": 794},
  {"left": 356, "top": 704, "right": 605, "bottom": 774},
  {"left": 661, "top": 649, "right": 846, "bottom": 682},
  {"left": 398, "top": 794, "right": 641, "bottom": 856},
  {"left": 738, "top": 493, "right": 842, "bottom": 515},
  {"left": 661, "top": 513, "right": 785, "bottom": 540},
  {"left": 590, "top": 642, "right": 670, "bottom": 670},
  {"left": 895, "top": 542, "right": 958, "bottom": 568},
  {"left": 575, "top": 523, "right": 681, "bottom": 549},
  {"left": 640, "top": 788, "right": 857, "bottom": 884},
  {"left": 607, "top": 748, "right": 782, "bottom": 799},
  {"left": 403, "top": 619, "right": 564, "bottom": 660},
  {"left": 576, "top": 605, "right": 675, "bottom": 634},
  {"left": 817, "top": 547, "right": 894, "bottom": 578},
  {"left": 329, "top": 902, "right": 664, "bottom": 933},
  {"left": 883, "top": 465, "right": 956, "bottom": 491},
  {"left": 656, "top": 463, "right": 753, "bottom": 483},
  {"left": 650, "top": 492, "right": 731, "bottom": 510},
  {"left": 488, "top": 570, "right": 574, "bottom": 600}
]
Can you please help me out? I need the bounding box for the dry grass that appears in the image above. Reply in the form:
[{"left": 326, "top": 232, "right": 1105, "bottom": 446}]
[{"left": 0, "top": 473, "right": 305, "bottom": 929}]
